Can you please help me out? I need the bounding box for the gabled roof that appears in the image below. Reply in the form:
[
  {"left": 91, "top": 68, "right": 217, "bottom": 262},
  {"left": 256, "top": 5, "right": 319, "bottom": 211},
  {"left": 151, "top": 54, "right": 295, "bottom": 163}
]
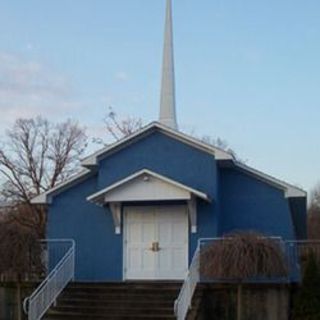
[
  {"left": 87, "top": 169, "right": 210, "bottom": 205},
  {"left": 31, "top": 121, "right": 306, "bottom": 204},
  {"left": 81, "top": 122, "right": 234, "bottom": 167}
]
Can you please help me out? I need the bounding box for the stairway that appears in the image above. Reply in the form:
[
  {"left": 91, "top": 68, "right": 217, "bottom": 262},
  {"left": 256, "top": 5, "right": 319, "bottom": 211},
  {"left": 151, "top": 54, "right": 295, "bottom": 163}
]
[{"left": 44, "top": 281, "right": 182, "bottom": 320}]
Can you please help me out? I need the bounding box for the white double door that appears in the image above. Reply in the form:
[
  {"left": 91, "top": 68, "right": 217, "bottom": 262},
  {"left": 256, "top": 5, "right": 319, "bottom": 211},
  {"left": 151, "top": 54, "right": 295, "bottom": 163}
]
[{"left": 124, "top": 205, "right": 188, "bottom": 280}]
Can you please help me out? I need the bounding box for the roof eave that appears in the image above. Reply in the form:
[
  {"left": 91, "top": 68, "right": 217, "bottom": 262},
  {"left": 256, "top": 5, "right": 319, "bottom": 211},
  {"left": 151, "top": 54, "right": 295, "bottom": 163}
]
[
  {"left": 31, "top": 193, "right": 49, "bottom": 205},
  {"left": 30, "top": 169, "right": 94, "bottom": 205},
  {"left": 234, "top": 161, "right": 306, "bottom": 198}
]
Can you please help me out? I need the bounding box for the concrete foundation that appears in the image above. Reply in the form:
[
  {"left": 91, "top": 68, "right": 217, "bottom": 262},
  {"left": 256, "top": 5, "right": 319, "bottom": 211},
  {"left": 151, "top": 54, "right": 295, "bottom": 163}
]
[{"left": 197, "top": 284, "right": 290, "bottom": 320}]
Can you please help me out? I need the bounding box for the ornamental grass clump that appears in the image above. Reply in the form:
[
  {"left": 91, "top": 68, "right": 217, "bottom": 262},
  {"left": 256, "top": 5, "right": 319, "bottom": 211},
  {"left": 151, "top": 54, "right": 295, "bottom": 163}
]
[
  {"left": 200, "top": 232, "right": 288, "bottom": 320},
  {"left": 200, "top": 231, "right": 288, "bottom": 280}
]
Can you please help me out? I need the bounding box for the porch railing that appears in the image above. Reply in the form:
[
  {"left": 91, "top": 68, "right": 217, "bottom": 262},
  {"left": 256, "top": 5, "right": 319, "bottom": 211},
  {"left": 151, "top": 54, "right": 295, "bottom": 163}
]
[
  {"left": 286, "top": 240, "right": 320, "bottom": 282},
  {"left": 174, "top": 238, "right": 320, "bottom": 320},
  {"left": 174, "top": 243, "right": 200, "bottom": 320},
  {"left": 23, "top": 239, "right": 75, "bottom": 320}
]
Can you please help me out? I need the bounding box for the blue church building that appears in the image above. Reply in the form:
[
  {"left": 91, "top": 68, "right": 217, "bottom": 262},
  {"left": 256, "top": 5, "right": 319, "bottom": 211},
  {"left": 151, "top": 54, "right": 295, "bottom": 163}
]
[{"left": 32, "top": 0, "right": 307, "bottom": 283}]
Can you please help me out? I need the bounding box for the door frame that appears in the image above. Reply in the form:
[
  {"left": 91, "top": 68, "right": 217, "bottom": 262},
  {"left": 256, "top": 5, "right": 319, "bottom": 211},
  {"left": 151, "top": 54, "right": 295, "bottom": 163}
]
[{"left": 122, "top": 205, "right": 189, "bottom": 281}]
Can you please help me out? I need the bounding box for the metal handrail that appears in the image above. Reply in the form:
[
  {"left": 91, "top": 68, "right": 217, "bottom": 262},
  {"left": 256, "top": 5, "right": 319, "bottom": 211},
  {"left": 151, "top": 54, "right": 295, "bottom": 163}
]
[
  {"left": 285, "top": 239, "right": 320, "bottom": 281},
  {"left": 23, "top": 239, "right": 75, "bottom": 320},
  {"left": 174, "top": 242, "right": 201, "bottom": 320}
]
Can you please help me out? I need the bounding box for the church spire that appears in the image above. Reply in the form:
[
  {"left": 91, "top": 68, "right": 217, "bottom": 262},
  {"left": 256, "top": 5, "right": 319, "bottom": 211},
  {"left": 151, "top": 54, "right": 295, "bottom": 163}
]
[{"left": 159, "top": 0, "right": 177, "bottom": 130}]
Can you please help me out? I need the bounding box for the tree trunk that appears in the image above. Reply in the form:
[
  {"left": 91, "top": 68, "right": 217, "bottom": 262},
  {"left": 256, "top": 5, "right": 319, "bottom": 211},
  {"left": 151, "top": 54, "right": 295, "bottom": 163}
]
[
  {"left": 237, "top": 283, "right": 242, "bottom": 320},
  {"left": 16, "top": 281, "right": 22, "bottom": 320}
]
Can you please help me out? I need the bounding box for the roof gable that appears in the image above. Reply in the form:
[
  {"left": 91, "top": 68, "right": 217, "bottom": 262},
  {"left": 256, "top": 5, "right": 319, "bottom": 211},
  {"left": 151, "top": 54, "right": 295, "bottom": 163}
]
[{"left": 81, "top": 122, "right": 234, "bottom": 167}]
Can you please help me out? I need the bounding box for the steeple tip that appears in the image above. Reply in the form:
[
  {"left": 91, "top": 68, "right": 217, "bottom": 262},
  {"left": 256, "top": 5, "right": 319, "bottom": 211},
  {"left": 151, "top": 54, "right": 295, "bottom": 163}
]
[{"left": 159, "top": 0, "right": 178, "bottom": 130}]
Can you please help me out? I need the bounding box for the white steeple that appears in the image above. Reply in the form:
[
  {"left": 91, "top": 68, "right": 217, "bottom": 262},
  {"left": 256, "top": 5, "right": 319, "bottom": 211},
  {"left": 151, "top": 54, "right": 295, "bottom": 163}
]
[{"left": 159, "top": 0, "right": 177, "bottom": 130}]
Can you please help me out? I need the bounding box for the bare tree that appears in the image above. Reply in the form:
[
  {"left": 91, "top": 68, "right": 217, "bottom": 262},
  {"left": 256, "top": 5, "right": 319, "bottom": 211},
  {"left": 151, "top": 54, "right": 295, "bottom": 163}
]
[
  {"left": 93, "top": 107, "right": 143, "bottom": 145},
  {"left": 201, "top": 135, "right": 240, "bottom": 160},
  {"left": 308, "top": 183, "right": 320, "bottom": 239},
  {"left": 0, "top": 116, "right": 87, "bottom": 235},
  {"left": 98, "top": 107, "right": 240, "bottom": 163},
  {"left": 0, "top": 222, "right": 44, "bottom": 320},
  {"left": 183, "top": 127, "right": 242, "bottom": 161}
]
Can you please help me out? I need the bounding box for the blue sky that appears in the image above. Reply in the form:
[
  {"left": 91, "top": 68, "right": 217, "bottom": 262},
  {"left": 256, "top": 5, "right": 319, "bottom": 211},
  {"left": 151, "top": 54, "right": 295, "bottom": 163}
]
[{"left": 0, "top": 0, "right": 319, "bottom": 193}]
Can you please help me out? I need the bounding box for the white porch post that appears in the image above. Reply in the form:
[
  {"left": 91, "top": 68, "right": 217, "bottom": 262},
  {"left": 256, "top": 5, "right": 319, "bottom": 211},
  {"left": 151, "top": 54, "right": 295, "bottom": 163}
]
[
  {"left": 188, "top": 195, "right": 197, "bottom": 233},
  {"left": 109, "top": 202, "right": 122, "bottom": 234}
]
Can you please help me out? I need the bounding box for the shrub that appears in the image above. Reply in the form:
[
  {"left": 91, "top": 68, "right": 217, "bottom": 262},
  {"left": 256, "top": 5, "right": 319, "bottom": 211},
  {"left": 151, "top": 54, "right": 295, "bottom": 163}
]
[
  {"left": 292, "top": 252, "right": 320, "bottom": 320},
  {"left": 200, "top": 231, "right": 288, "bottom": 280},
  {"left": 0, "top": 222, "right": 44, "bottom": 320},
  {"left": 200, "top": 231, "right": 288, "bottom": 320}
]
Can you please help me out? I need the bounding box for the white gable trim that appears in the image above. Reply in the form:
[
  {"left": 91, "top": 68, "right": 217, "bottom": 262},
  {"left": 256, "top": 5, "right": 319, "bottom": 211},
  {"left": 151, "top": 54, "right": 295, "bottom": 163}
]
[
  {"left": 81, "top": 122, "right": 233, "bottom": 167},
  {"left": 235, "top": 162, "right": 306, "bottom": 198},
  {"left": 87, "top": 169, "right": 210, "bottom": 205}
]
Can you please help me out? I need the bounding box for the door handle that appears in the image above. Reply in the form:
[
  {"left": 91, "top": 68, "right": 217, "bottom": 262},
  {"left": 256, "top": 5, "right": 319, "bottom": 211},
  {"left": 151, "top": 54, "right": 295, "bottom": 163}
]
[{"left": 150, "top": 242, "right": 160, "bottom": 252}]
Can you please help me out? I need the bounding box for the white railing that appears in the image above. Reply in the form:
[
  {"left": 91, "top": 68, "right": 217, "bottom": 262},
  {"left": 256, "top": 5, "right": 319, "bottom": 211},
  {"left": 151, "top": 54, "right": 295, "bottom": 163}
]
[
  {"left": 23, "top": 239, "right": 75, "bottom": 320},
  {"left": 174, "top": 242, "right": 201, "bottom": 320}
]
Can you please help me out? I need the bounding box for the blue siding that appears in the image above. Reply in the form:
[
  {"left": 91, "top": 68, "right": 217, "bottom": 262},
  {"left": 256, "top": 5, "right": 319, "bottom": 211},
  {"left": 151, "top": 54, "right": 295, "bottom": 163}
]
[
  {"left": 48, "top": 131, "right": 219, "bottom": 280},
  {"left": 46, "top": 130, "right": 304, "bottom": 281},
  {"left": 48, "top": 175, "right": 122, "bottom": 281},
  {"left": 219, "top": 167, "right": 295, "bottom": 240},
  {"left": 97, "top": 132, "right": 218, "bottom": 200}
]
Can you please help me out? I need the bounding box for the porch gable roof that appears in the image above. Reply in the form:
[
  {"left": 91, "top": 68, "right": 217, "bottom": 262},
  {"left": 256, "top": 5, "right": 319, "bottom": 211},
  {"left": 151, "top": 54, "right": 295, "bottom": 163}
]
[{"left": 86, "top": 169, "right": 210, "bottom": 206}]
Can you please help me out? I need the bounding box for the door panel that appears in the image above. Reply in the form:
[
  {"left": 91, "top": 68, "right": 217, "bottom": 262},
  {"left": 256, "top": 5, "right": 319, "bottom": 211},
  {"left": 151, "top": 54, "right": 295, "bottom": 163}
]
[
  {"left": 157, "top": 207, "right": 188, "bottom": 279},
  {"left": 125, "top": 209, "right": 156, "bottom": 279},
  {"left": 124, "top": 206, "right": 188, "bottom": 280}
]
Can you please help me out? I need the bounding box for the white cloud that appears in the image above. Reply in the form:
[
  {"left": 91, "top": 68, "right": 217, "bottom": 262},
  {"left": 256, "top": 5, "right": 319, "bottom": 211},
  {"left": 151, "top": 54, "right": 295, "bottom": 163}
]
[{"left": 0, "top": 52, "right": 83, "bottom": 131}]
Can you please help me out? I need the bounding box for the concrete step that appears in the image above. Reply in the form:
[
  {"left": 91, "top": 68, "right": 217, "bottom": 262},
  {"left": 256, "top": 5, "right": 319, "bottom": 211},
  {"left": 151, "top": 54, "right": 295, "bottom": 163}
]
[
  {"left": 68, "top": 281, "right": 182, "bottom": 287},
  {"left": 57, "top": 298, "right": 174, "bottom": 308},
  {"left": 65, "top": 285, "right": 181, "bottom": 293},
  {"left": 43, "top": 281, "right": 181, "bottom": 319},
  {"left": 48, "top": 306, "right": 174, "bottom": 315},
  {"left": 44, "top": 312, "right": 176, "bottom": 320},
  {"left": 60, "top": 291, "right": 179, "bottom": 301}
]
